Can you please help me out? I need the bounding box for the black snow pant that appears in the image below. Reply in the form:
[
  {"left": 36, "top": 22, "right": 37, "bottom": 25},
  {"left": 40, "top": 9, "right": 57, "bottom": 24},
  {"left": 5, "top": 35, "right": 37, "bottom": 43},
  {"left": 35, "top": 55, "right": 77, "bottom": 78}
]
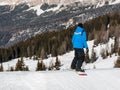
[{"left": 71, "top": 48, "right": 85, "bottom": 70}]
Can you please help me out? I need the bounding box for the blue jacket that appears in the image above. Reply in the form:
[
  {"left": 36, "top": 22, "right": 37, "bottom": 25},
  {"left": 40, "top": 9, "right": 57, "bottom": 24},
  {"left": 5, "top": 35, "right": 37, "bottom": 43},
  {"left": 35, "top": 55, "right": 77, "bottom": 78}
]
[{"left": 72, "top": 26, "right": 88, "bottom": 49}]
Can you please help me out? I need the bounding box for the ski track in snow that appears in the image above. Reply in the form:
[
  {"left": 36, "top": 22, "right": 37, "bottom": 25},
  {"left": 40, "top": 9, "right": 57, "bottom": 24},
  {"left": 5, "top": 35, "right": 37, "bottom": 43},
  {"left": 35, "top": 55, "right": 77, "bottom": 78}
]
[{"left": 0, "top": 69, "right": 120, "bottom": 90}]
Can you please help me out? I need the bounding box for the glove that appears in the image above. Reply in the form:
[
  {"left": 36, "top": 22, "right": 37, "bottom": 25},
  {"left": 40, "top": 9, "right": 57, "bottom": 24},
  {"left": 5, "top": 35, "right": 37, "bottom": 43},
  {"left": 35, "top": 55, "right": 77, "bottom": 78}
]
[{"left": 86, "top": 48, "right": 89, "bottom": 54}]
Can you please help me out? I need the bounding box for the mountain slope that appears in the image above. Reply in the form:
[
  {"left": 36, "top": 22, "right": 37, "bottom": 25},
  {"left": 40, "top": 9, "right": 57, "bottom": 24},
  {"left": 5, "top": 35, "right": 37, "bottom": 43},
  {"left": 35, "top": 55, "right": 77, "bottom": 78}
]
[
  {"left": 0, "top": 0, "right": 120, "bottom": 6},
  {"left": 0, "top": 37, "right": 120, "bottom": 90},
  {"left": 0, "top": 0, "right": 105, "bottom": 6},
  {"left": 0, "top": 0, "right": 120, "bottom": 47},
  {"left": 0, "top": 68, "right": 120, "bottom": 90},
  {"left": 2, "top": 38, "right": 118, "bottom": 71}
]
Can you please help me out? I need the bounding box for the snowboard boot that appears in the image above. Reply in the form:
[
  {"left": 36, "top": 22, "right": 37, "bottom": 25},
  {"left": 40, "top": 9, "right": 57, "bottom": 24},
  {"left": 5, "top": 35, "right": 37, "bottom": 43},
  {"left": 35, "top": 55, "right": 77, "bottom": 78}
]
[
  {"left": 71, "top": 64, "right": 76, "bottom": 69},
  {"left": 76, "top": 68, "right": 85, "bottom": 72}
]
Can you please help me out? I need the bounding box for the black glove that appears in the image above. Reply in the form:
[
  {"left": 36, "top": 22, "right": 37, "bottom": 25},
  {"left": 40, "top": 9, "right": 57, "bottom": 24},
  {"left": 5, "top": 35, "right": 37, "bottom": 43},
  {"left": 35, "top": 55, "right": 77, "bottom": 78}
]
[{"left": 86, "top": 48, "right": 89, "bottom": 54}]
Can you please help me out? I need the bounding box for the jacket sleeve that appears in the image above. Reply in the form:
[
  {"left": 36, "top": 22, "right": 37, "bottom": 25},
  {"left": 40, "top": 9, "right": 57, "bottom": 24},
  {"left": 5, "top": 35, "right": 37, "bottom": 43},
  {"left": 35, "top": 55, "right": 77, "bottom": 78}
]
[
  {"left": 82, "top": 31, "right": 88, "bottom": 48},
  {"left": 72, "top": 34, "right": 75, "bottom": 45}
]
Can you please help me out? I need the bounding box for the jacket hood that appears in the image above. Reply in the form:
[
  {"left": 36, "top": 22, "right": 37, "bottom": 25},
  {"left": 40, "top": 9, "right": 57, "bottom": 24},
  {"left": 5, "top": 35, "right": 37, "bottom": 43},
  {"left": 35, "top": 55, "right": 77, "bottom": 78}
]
[{"left": 75, "top": 26, "right": 83, "bottom": 33}]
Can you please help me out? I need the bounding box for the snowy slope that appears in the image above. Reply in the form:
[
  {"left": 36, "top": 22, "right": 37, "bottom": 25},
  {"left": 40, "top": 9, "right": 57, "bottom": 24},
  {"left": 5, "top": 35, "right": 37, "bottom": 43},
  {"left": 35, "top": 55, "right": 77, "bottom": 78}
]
[
  {"left": 0, "top": 0, "right": 99, "bottom": 6},
  {"left": 0, "top": 0, "right": 120, "bottom": 6},
  {"left": 27, "top": 4, "right": 62, "bottom": 16},
  {"left": 0, "top": 69, "right": 120, "bottom": 90},
  {"left": 0, "top": 38, "right": 120, "bottom": 90},
  {"left": 110, "top": 0, "right": 120, "bottom": 5},
  {"left": 3, "top": 38, "right": 117, "bottom": 71},
  {"left": 96, "top": 0, "right": 120, "bottom": 7}
]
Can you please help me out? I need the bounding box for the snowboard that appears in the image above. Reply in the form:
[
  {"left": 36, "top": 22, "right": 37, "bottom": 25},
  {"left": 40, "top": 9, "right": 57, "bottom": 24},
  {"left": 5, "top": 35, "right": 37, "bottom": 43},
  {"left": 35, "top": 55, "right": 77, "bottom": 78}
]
[{"left": 76, "top": 71, "right": 87, "bottom": 76}]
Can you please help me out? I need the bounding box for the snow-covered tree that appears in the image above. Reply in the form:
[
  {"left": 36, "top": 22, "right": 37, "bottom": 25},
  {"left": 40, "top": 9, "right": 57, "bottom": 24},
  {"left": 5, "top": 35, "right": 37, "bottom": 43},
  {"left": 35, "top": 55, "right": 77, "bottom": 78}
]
[{"left": 48, "top": 59, "right": 54, "bottom": 70}]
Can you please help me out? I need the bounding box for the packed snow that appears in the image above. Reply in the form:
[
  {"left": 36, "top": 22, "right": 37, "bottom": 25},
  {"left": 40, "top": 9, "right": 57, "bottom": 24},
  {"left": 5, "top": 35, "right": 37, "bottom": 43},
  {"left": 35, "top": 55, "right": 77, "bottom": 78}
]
[{"left": 0, "top": 38, "right": 120, "bottom": 90}]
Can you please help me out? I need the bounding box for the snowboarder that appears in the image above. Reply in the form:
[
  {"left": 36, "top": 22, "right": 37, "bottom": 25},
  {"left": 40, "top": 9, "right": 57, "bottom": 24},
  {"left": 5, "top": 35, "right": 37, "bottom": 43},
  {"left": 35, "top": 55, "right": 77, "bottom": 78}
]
[{"left": 71, "top": 23, "right": 89, "bottom": 72}]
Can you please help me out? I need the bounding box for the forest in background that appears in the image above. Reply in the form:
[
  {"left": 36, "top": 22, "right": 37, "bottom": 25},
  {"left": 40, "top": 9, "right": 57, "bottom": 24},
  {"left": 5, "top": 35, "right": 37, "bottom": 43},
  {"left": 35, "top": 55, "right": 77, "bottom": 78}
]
[{"left": 0, "top": 11, "right": 120, "bottom": 63}]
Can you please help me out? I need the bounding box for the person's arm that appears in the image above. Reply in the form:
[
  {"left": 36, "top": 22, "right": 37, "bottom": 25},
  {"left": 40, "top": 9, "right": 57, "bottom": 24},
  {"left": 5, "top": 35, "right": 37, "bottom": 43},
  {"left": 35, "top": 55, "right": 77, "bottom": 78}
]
[
  {"left": 82, "top": 31, "right": 89, "bottom": 54},
  {"left": 82, "top": 31, "right": 88, "bottom": 48},
  {"left": 72, "top": 34, "right": 75, "bottom": 45}
]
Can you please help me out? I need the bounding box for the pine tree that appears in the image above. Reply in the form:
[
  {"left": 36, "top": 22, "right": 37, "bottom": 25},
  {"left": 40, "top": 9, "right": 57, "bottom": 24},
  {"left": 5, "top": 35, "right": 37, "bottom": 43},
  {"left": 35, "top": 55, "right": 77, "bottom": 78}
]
[
  {"left": 101, "top": 48, "right": 107, "bottom": 59},
  {"left": 0, "top": 63, "right": 4, "bottom": 72},
  {"left": 15, "top": 59, "right": 21, "bottom": 71},
  {"left": 25, "top": 66, "right": 29, "bottom": 71},
  {"left": 114, "top": 57, "right": 120, "bottom": 68},
  {"left": 10, "top": 66, "right": 14, "bottom": 71},
  {"left": 90, "top": 47, "right": 97, "bottom": 63},
  {"left": 27, "top": 46, "right": 32, "bottom": 59},
  {"left": 118, "top": 48, "right": 120, "bottom": 56},
  {"left": 114, "top": 37, "right": 119, "bottom": 55},
  {"left": 36, "top": 60, "right": 46, "bottom": 71},
  {"left": 85, "top": 52, "right": 90, "bottom": 63},
  {"left": 40, "top": 47, "right": 46, "bottom": 59},
  {"left": 42, "top": 61, "right": 46, "bottom": 71},
  {"left": 15, "top": 57, "right": 26, "bottom": 71},
  {"left": 36, "top": 60, "right": 41, "bottom": 71},
  {"left": 54, "top": 57, "right": 61, "bottom": 70},
  {"left": 111, "top": 44, "right": 114, "bottom": 55},
  {"left": 33, "top": 56, "right": 38, "bottom": 60}
]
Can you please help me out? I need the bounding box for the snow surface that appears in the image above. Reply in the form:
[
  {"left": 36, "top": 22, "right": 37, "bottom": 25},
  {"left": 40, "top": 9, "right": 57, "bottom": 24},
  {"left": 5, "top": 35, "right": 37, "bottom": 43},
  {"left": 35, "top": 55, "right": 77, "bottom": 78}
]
[
  {"left": 27, "top": 4, "right": 62, "bottom": 16},
  {"left": 27, "top": 0, "right": 120, "bottom": 16},
  {"left": 0, "top": 69, "right": 120, "bottom": 90},
  {"left": 110, "top": 0, "right": 120, "bottom": 5},
  {"left": 27, "top": 5, "right": 44, "bottom": 16},
  {"left": 0, "top": 38, "right": 120, "bottom": 90}
]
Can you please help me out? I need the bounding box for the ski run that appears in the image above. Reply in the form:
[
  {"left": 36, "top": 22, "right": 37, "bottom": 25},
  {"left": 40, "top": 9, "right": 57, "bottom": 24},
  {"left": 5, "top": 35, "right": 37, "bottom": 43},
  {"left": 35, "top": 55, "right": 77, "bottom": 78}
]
[{"left": 0, "top": 39, "right": 120, "bottom": 90}]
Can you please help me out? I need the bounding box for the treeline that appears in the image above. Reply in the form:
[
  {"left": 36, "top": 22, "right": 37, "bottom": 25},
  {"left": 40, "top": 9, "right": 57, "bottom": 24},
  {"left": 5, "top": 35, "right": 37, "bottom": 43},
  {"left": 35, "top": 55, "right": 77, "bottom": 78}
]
[
  {"left": 0, "top": 26, "right": 75, "bottom": 62},
  {"left": 0, "top": 11, "right": 120, "bottom": 62},
  {"left": 84, "top": 11, "right": 120, "bottom": 45},
  {"left": 0, "top": 56, "right": 61, "bottom": 72}
]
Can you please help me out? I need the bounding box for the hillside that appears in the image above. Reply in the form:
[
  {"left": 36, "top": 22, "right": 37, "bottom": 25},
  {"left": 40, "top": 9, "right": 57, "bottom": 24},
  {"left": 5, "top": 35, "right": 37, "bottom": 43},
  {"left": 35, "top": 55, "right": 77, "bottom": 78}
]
[
  {"left": 0, "top": 1, "right": 120, "bottom": 89},
  {"left": 1, "top": 0, "right": 120, "bottom": 6},
  {"left": 0, "top": 39, "right": 120, "bottom": 90},
  {"left": 0, "top": 1, "right": 120, "bottom": 47},
  {"left": 0, "top": 39, "right": 118, "bottom": 71},
  {"left": 0, "top": 69, "right": 120, "bottom": 90}
]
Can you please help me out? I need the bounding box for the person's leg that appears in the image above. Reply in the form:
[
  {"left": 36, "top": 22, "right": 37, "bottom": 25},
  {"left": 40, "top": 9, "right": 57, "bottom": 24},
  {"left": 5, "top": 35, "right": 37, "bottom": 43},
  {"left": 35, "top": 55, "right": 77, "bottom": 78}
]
[
  {"left": 76, "top": 49, "right": 85, "bottom": 71},
  {"left": 71, "top": 58, "right": 77, "bottom": 69},
  {"left": 76, "top": 56, "right": 85, "bottom": 70},
  {"left": 71, "top": 49, "right": 78, "bottom": 69}
]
